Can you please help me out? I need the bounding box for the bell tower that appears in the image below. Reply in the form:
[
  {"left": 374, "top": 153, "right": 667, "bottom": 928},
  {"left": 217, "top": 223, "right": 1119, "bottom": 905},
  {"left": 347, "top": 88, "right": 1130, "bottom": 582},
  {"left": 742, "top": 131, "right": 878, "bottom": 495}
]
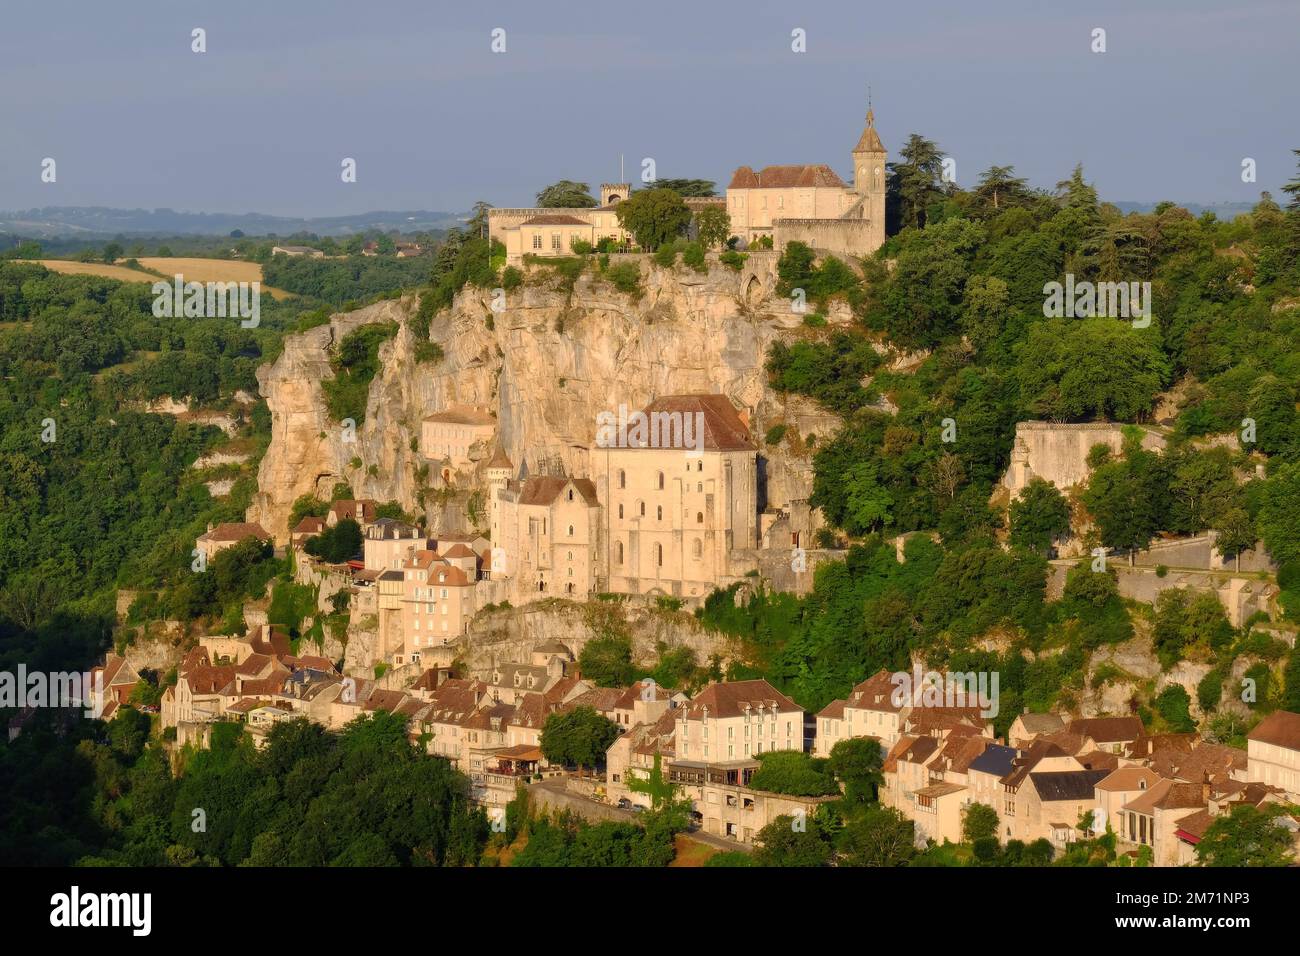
[{"left": 851, "top": 92, "right": 887, "bottom": 248}]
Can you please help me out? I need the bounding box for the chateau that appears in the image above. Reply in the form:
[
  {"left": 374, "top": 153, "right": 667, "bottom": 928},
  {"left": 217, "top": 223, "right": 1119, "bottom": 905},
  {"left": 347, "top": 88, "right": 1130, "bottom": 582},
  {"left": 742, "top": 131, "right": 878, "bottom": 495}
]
[{"left": 487, "top": 104, "right": 888, "bottom": 263}]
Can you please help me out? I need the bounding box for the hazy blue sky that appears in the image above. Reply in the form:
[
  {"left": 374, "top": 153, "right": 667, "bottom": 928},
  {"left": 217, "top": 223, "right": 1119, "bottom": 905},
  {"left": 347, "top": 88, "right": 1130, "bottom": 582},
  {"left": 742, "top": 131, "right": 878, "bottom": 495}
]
[{"left": 2, "top": 0, "right": 1296, "bottom": 217}]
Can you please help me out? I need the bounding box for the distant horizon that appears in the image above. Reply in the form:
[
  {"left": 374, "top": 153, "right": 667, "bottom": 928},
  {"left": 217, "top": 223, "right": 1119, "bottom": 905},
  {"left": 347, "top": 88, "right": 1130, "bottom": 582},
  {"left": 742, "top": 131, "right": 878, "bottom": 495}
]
[{"left": 2, "top": 0, "right": 1296, "bottom": 218}]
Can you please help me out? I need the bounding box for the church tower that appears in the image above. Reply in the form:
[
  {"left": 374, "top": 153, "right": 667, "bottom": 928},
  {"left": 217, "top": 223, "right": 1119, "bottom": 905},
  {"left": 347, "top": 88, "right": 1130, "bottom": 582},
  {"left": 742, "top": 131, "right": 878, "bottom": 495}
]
[{"left": 851, "top": 101, "right": 887, "bottom": 249}]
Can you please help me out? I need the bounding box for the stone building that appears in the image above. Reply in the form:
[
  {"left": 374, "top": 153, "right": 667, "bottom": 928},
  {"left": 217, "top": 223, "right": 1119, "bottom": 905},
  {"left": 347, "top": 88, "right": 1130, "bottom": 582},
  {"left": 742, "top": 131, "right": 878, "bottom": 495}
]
[
  {"left": 488, "top": 184, "right": 633, "bottom": 264},
  {"left": 726, "top": 103, "right": 887, "bottom": 259}
]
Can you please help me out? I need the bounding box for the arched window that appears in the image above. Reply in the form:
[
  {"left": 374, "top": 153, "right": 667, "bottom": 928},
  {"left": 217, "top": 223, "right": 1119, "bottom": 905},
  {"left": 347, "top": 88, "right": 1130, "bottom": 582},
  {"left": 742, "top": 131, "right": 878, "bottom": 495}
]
[
  {"left": 639, "top": 501, "right": 645, "bottom": 517},
  {"left": 567, "top": 525, "right": 574, "bottom": 536},
  {"left": 656, "top": 505, "right": 663, "bottom": 521},
  {"left": 696, "top": 512, "right": 703, "bottom": 523},
  {"left": 657, "top": 472, "right": 664, "bottom": 490},
  {"left": 616, "top": 541, "right": 624, "bottom": 564},
  {"left": 618, "top": 504, "right": 624, "bottom": 519},
  {"left": 655, "top": 544, "right": 663, "bottom": 566},
  {"left": 567, "top": 489, "right": 574, "bottom": 501},
  {"left": 618, "top": 470, "right": 626, "bottom": 489},
  {"left": 692, "top": 538, "right": 703, "bottom": 559},
  {"left": 697, "top": 482, "right": 702, "bottom": 492},
  {"left": 697, "top": 461, "right": 703, "bottom": 472}
]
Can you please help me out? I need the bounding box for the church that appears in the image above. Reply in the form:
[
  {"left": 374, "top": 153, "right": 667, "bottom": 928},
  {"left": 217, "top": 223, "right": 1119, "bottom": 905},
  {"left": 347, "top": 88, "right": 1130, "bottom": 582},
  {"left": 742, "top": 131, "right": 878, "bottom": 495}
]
[{"left": 726, "top": 103, "right": 888, "bottom": 259}]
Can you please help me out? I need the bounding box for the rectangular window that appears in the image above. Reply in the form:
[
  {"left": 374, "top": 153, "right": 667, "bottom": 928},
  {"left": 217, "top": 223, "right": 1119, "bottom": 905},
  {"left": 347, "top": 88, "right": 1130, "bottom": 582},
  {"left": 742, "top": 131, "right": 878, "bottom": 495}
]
[{"left": 551, "top": 233, "right": 561, "bottom": 250}]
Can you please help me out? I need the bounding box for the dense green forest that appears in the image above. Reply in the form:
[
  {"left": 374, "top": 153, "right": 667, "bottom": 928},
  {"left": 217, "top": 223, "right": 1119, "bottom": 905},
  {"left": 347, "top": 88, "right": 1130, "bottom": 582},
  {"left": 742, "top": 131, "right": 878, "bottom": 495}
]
[{"left": 715, "top": 147, "right": 1300, "bottom": 734}]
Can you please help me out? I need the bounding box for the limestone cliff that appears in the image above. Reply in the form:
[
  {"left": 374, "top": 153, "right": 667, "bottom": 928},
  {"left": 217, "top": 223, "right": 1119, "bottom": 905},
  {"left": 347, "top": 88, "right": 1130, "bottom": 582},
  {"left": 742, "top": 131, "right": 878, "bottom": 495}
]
[{"left": 249, "top": 257, "right": 842, "bottom": 540}]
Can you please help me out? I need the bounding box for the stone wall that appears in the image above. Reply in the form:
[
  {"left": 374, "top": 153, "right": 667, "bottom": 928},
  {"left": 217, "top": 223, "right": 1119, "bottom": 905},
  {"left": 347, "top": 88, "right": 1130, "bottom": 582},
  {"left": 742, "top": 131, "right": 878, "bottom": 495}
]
[
  {"left": 773, "top": 218, "right": 879, "bottom": 260},
  {"left": 1003, "top": 421, "right": 1167, "bottom": 496}
]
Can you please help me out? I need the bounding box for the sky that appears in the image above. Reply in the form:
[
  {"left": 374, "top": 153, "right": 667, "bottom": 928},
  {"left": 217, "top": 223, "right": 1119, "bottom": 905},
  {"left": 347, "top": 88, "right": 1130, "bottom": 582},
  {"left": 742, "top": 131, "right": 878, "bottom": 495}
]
[{"left": 1, "top": 0, "right": 1296, "bottom": 217}]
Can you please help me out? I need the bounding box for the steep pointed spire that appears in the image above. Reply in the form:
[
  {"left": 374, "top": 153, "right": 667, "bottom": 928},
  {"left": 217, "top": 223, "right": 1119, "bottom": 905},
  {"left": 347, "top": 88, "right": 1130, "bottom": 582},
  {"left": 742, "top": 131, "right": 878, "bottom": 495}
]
[{"left": 854, "top": 90, "right": 884, "bottom": 153}]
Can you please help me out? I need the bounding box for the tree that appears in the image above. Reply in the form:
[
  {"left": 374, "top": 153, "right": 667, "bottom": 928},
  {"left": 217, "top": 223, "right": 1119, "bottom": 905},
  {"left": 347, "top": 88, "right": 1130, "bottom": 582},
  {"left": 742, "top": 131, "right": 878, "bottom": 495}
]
[
  {"left": 102, "top": 242, "right": 123, "bottom": 264},
  {"left": 748, "top": 750, "right": 839, "bottom": 796},
  {"left": 649, "top": 178, "right": 717, "bottom": 197},
  {"left": 828, "top": 737, "right": 883, "bottom": 806},
  {"left": 887, "top": 134, "right": 944, "bottom": 231},
  {"left": 539, "top": 707, "right": 621, "bottom": 772},
  {"left": 304, "top": 518, "right": 362, "bottom": 563},
  {"left": 1281, "top": 148, "right": 1300, "bottom": 211},
  {"left": 1260, "top": 462, "right": 1300, "bottom": 566},
  {"left": 536, "top": 180, "right": 596, "bottom": 208},
  {"left": 1081, "top": 444, "right": 1167, "bottom": 555},
  {"left": 1009, "top": 478, "right": 1071, "bottom": 555},
  {"left": 974, "top": 165, "right": 1030, "bottom": 214},
  {"left": 962, "top": 802, "right": 999, "bottom": 844},
  {"left": 1014, "top": 319, "right": 1171, "bottom": 422},
  {"left": 836, "top": 805, "right": 915, "bottom": 866},
  {"left": 614, "top": 188, "right": 692, "bottom": 251},
  {"left": 1195, "top": 804, "right": 1295, "bottom": 867},
  {"left": 696, "top": 206, "right": 730, "bottom": 249},
  {"left": 843, "top": 460, "right": 894, "bottom": 536},
  {"left": 577, "top": 632, "right": 635, "bottom": 686},
  {"left": 752, "top": 816, "right": 833, "bottom": 867},
  {"left": 961, "top": 274, "right": 1011, "bottom": 350}
]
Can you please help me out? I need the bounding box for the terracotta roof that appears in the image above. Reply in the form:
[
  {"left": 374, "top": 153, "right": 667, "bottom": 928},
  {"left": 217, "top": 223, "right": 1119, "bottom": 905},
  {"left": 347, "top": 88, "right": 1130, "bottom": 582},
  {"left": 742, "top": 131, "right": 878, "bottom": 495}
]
[
  {"left": 510, "top": 692, "right": 552, "bottom": 730},
  {"left": 486, "top": 446, "right": 513, "bottom": 470},
  {"left": 293, "top": 516, "right": 326, "bottom": 534},
  {"left": 681, "top": 680, "right": 801, "bottom": 720},
  {"left": 1067, "top": 716, "right": 1145, "bottom": 744},
  {"left": 1096, "top": 766, "right": 1164, "bottom": 792},
  {"left": 517, "top": 476, "right": 599, "bottom": 507},
  {"left": 440, "top": 542, "right": 476, "bottom": 559},
  {"left": 726, "top": 164, "right": 847, "bottom": 190},
  {"left": 184, "top": 665, "right": 238, "bottom": 696},
  {"left": 613, "top": 680, "right": 674, "bottom": 710},
  {"left": 1123, "top": 778, "right": 1207, "bottom": 814},
  {"left": 628, "top": 395, "right": 755, "bottom": 452},
  {"left": 848, "top": 670, "right": 904, "bottom": 713},
  {"left": 329, "top": 500, "right": 375, "bottom": 522},
  {"left": 817, "top": 699, "right": 847, "bottom": 720},
  {"left": 1248, "top": 710, "right": 1300, "bottom": 751},
  {"left": 364, "top": 689, "right": 409, "bottom": 713},
  {"left": 202, "top": 522, "right": 271, "bottom": 543},
  {"left": 914, "top": 782, "right": 966, "bottom": 799}
]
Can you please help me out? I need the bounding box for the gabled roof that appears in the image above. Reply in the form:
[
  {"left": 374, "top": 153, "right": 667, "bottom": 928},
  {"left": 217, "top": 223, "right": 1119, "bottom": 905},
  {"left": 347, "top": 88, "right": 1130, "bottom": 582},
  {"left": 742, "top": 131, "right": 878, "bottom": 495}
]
[
  {"left": 847, "top": 670, "right": 904, "bottom": 713},
  {"left": 517, "top": 476, "right": 599, "bottom": 507},
  {"left": 1248, "top": 710, "right": 1300, "bottom": 752},
  {"left": 727, "top": 164, "right": 847, "bottom": 190},
  {"left": 1013, "top": 712, "right": 1065, "bottom": 736},
  {"left": 201, "top": 522, "right": 271, "bottom": 543},
  {"left": 629, "top": 395, "right": 755, "bottom": 452},
  {"left": 1067, "top": 716, "right": 1145, "bottom": 744},
  {"left": 681, "top": 679, "right": 802, "bottom": 720}
]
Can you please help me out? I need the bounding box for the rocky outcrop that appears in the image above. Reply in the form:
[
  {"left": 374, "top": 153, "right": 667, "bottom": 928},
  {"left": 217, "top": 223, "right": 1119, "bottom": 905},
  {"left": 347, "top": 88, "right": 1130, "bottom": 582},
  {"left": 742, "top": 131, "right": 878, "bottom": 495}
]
[{"left": 248, "top": 261, "right": 832, "bottom": 541}]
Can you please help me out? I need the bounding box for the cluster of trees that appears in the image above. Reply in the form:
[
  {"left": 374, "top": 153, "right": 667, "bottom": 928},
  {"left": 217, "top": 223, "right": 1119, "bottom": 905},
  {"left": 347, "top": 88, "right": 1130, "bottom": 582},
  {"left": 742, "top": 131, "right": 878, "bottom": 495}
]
[
  {"left": 261, "top": 254, "right": 430, "bottom": 305},
  {"left": 0, "top": 709, "right": 489, "bottom": 866}
]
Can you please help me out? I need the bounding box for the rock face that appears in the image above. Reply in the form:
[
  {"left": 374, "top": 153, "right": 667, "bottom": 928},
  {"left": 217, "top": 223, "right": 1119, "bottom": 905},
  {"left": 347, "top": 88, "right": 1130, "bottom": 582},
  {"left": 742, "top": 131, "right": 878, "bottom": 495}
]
[
  {"left": 249, "top": 259, "right": 836, "bottom": 541},
  {"left": 452, "top": 598, "right": 737, "bottom": 681}
]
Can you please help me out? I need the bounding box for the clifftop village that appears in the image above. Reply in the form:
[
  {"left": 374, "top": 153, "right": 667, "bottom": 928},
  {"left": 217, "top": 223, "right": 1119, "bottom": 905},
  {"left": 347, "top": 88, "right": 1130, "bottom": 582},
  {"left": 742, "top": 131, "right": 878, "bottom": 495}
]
[{"left": 68, "top": 104, "right": 1300, "bottom": 866}]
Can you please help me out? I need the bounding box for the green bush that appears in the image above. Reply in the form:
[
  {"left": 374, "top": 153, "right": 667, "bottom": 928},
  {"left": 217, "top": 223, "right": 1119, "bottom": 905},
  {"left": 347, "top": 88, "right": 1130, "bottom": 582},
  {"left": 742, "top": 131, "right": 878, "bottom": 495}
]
[{"left": 765, "top": 424, "right": 788, "bottom": 446}]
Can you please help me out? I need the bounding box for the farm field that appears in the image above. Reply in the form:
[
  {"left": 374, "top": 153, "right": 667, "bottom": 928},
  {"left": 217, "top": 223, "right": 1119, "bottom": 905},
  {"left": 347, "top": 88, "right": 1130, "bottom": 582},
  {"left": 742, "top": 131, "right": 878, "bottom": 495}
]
[
  {"left": 34, "top": 257, "right": 292, "bottom": 299},
  {"left": 35, "top": 259, "right": 155, "bottom": 282},
  {"left": 137, "top": 257, "right": 291, "bottom": 299}
]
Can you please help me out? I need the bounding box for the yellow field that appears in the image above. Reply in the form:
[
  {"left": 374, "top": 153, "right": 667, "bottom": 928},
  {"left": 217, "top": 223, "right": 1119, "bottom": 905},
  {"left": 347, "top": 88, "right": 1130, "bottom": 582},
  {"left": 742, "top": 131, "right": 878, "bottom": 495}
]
[
  {"left": 35, "top": 257, "right": 291, "bottom": 300},
  {"left": 136, "top": 258, "right": 291, "bottom": 299},
  {"left": 35, "top": 259, "right": 156, "bottom": 282}
]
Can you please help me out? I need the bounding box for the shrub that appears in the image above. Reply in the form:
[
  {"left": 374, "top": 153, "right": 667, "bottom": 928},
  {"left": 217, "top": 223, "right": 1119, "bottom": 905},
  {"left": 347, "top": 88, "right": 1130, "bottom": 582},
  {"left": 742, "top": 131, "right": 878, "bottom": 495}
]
[
  {"left": 605, "top": 263, "right": 641, "bottom": 297},
  {"left": 681, "top": 242, "right": 706, "bottom": 273},
  {"left": 501, "top": 266, "right": 523, "bottom": 290},
  {"left": 765, "top": 424, "right": 788, "bottom": 446},
  {"left": 719, "top": 250, "right": 747, "bottom": 271}
]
